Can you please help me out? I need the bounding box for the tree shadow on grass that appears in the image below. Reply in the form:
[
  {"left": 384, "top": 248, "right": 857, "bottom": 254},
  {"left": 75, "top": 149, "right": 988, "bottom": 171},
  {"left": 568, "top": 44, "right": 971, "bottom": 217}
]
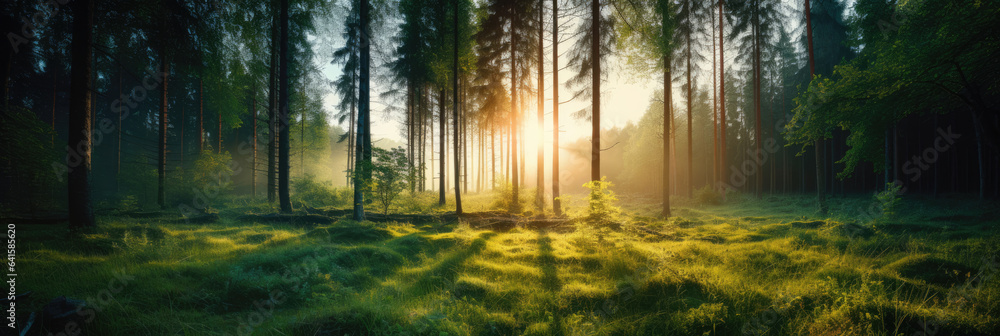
[
  {"left": 537, "top": 230, "right": 565, "bottom": 336},
  {"left": 408, "top": 231, "right": 496, "bottom": 295}
]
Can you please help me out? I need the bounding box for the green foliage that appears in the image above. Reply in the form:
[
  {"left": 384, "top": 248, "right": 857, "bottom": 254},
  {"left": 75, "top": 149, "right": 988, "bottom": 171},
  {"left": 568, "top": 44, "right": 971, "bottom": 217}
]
[
  {"left": 584, "top": 177, "right": 622, "bottom": 230},
  {"left": 190, "top": 149, "right": 234, "bottom": 192},
  {"left": 117, "top": 195, "right": 140, "bottom": 213},
  {"left": 873, "top": 182, "right": 903, "bottom": 224},
  {"left": 0, "top": 106, "right": 57, "bottom": 213},
  {"left": 369, "top": 147, "right": 411, "bottom": 215},
  {"left": 292, "top": 174, "right": 350, "bottom": 208},
  {"left": 787, "top": 0, "right": 1000, "bottom": 178},
  {"left": 694, "top": 185, "right": 721, "bottom": 205},
  {"left": 488, "top": 179, "right": 523, "bottom": 212}
]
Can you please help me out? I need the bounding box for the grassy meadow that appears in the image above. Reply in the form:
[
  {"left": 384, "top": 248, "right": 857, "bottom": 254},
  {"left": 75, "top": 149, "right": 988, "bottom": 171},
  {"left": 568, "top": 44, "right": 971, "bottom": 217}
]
[{"left": 19, "top": 192, "right": 1000, "bottom": 335}]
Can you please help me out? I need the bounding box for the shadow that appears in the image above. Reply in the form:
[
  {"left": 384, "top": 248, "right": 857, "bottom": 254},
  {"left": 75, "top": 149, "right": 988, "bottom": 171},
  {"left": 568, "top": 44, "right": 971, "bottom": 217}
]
[
  {"left": 408, "top": 231, "right": 496, "bottom": 295},
  {"left": 536, "top": 231, "right": 565, "bottom": 335}
]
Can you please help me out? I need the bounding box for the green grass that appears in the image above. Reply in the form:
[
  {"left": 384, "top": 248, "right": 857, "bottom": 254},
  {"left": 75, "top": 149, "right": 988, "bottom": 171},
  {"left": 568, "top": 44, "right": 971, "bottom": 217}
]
[{"left": 20, "top": 192, "right": 1000, "bottom": 335}]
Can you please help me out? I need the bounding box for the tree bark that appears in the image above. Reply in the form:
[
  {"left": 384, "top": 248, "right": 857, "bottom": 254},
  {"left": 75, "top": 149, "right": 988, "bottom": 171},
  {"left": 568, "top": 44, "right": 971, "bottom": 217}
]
[
  {"left": 158, "top": 56, "right": 169, "bottom": 210},
  {"left": 510, "top": 23, "right": 520, "bottom": 213},
  {"left": 591, "top": 0, "right": 600, "bottom": 182},
  {"left": 267, "top": 9, "right": 277, "bottom": 202},
  {"left": 247, "top": 93, "right": 257, "bottom": 199},
  {"left": 353, "top": 0, "right": 371, "bottom": 220},
  {"left": 68, "top": 0, "right": 95, "bottom": 228},
  {"left": 663, "top": 55, "right": 672, "bottom": 217},
  {"left": 552, "top": 0, "right": 561, "bottom": 216},
  {"left": 685, "top": 13, "right": 693, "bottom": 198},
  {"left": 279, "top": 0, "right": 292, "bottom": 213},
  {"left": 805, "top": 0, "right": 826, "bottom": 214},
  {"left": 439, "top": 89, "right": 446, "bottom": 205},
  {"left": 535, "top": 0, "right": 545, "bottom": 211},
  {"left": 200, "top": 79, "right": 205, "bottom": 152},
  {"left": 453, "top": 1, "right": 463, "bottom": 214}
]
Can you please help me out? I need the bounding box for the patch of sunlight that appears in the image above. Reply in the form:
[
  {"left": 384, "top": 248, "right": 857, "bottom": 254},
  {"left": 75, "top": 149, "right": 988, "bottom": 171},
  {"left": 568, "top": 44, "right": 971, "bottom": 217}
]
[
  {"left": 560, "top": 280, "right": 610, "bottom": 298},
  {"left": 467, "top": 258, "right": 543, "bottom": 279}
]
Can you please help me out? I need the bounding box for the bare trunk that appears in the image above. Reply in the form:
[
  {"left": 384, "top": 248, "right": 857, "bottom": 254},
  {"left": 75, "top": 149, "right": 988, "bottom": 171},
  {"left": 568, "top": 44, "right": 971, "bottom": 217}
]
[
  {"left": 453, "top": 1, "right": 463, "bottom": 213},
  {"left": 439, "top": 89, "right": 446, "bottom": 205},
  {"left": 352, "top": 0, "right": 371, "bottom": 219},
  {"left": 279, "top": 0, "right": 292, "bottom": 213},
  {"left": 511, "top": 26, "right": 520, "bottom": 213},
  {"left": 663, "top": 55, "right": 672, "bottom": 217},
  {"left": 805, "top": 0, "right": 826, "bottom": 214},
  {"left": 590, "top": 0, "right": 601, "bottom": 182},
  {"left": 158, "top": 57, "right": 169, "bottom": 210},
  {"left": 685, "top": 21, "right": 693, "bottom": 198},
  {"left": 68, "top": 0, "right": 95, "bottom": 228},
  {"left": 718, "top": 0, "right": 727, "bottom": 200},
  {"left": 552, "top": 0, "right": 561, "bottom": 216}
]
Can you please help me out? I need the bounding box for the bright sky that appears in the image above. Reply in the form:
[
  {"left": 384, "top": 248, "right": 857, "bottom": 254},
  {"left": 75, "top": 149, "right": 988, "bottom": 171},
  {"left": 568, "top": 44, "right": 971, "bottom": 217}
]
[{"left": 317, "top": 50, "right": 658, "bottom": 151}]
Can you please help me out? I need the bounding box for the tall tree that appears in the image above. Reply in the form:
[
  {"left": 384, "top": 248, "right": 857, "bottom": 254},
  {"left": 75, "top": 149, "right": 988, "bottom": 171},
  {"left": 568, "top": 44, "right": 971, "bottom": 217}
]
[
  {"left": 674, "top": 0, "right": 705, "bottom": 198},
  {"left": 590, "top": 0, "right": 601, "bottom": 181},
  {"left": 332, "top": 0, "right": 360, "bottom": 184},
  {"left": 353, "top": 0, "right": 372, "bottom": 220},
  {"left": 551, "top": 0, "right": 561, "bottom": 216},
  {"left": 278, "top": 0, "right": 292, "bottom": 213},
  {"left": 729, "top": 0, "right": 785, "bottom": 198},
  {"left": 805, "top": 0, "right": 826, "bottom": 214},
  {"left": 615, "top": 0, "right": 674, "bottom": 216},
  {"left": 535, "top": 0, "right": 545, "bottom": 211},
  {"left": 68, "top": 0, "right": 95, "bottom": 228},
  {"left": 718, "top": 0, "right": 727, "bottom": 199},
  {"left": 452, "top": 0, "right": 463, "bottom": 214}
]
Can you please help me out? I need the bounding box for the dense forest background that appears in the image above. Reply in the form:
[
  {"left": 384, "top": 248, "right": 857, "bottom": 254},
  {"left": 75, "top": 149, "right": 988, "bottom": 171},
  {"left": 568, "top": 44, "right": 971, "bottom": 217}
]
[{"left": 1, "top": 0, "right": 997, "bottom": 220}]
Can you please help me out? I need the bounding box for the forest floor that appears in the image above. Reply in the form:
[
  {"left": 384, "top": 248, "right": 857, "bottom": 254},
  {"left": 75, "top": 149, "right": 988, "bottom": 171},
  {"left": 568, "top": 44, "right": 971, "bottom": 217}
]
[{"left": 17, "top": 192, "right": 1000, "bottom": 335}]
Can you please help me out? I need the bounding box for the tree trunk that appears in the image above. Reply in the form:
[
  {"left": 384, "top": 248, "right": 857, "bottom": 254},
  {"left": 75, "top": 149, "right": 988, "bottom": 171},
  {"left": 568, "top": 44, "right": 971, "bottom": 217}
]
[
  {"left": 117, "top": 66, "right": 122, "bottom": 193},
  {"left": 685, "top": 19, "right": 693, "bottom": 198},
  {"left": 805, "top": 0, "right": 826, "bottom": 214},
  {"left": 181, "top": 106, "right": 185, "bottom": 164},
  {"left": 663, "top": 55, "right": 672, "bottom": 217},
  {"left": 217, "top": 111, "right": 222, "bottom": 153},
  {"left": 712, "top": 11, "right": 718, "bottom": 188},
  {"left": 267, "top": 9, "right": 277, "bottom": 202},
  {"left": 510, "top": 27, "right": 520, "bottom": 213},
  {"left": 279, "top": 0, "right": 292, "bottom": 213},
  {"left": 718, "top": 0, "right": 727, "bottom": 200},
  {"left": 348, "top": 73, "right": 356, "bottom": 184},
  {"left": 158, "top": 56, "right": 169, "bottom": 210},
  {"left": 552, "top": 0, "right": 561, "bottom": 216},
  {"left": 535, "top": 0, "right": 545, "bottom": 211},
  {"left": 590, "top": 0, "right": 601, "bottom": 182},
  {"left": 352, "top": 0, "right": 371, "bottom": 220},
  {"left": 200, "top": 79, "right": 205, "bottom": 152},
  {"left": 753, "top": 14, "right": 762, "bottom": 199},
  {"left": 68, "top": 0, "right": 95, "bottom": 228},
  {"left": 453, "top": 1, "right": 462, "bottom": 213},
  {"left": 439, "top": 89, "right": 446, "bottom": 205},
  {"left": 247, "top": 93, "right": 257, "bottom": 199}
]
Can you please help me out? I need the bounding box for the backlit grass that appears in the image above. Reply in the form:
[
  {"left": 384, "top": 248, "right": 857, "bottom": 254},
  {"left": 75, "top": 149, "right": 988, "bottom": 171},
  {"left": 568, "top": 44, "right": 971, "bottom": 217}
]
[{"left": 20, "top": 192, "right": 1000, "bottom": 335}]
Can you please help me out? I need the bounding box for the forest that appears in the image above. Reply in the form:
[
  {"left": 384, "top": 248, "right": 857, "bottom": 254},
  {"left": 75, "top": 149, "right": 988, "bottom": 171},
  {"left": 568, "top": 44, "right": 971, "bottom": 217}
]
[{"left": 1, "top": 0, "right": 998, "bottom": 334}]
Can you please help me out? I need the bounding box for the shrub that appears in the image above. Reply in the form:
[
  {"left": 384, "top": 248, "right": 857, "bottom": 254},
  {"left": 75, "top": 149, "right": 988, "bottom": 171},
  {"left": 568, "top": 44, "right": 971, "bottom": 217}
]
[
  {"left": 489, "top": 179, "right": 525, "bottom": 212},
  {"left": 873, "top": 182, "right": 903, "bottom": 224},
  {"left": 369, "top": 147, "right": 410, "bottom": 215},
  {"left": 694, "top": 185, "right": 722, "bottom": 205},
  {"left": 118, "top": 195, "right": 140, "bottom": 213},
  {"left": 584, "top": 177, "right": 622, "bottom": 230},
  {"left": 292, "top": 174, "right": 345, "bottom": 208}
]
